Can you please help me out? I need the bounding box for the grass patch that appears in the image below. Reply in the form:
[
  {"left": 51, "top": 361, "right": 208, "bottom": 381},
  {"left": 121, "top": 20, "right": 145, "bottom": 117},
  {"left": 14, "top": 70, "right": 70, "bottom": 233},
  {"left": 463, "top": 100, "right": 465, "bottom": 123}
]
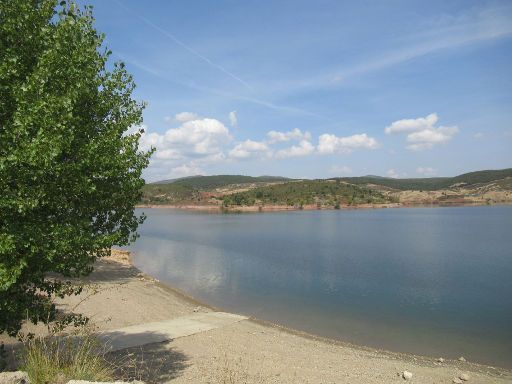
[{"left": 20, "top": 331, "right": 114, "bottom": 384}]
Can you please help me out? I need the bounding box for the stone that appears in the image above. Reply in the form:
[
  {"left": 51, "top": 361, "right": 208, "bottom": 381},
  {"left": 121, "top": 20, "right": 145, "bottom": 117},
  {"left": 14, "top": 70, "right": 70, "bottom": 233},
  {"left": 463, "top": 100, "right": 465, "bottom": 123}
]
[
  {"left": 459, "top": 373, "right": 470, "bottom": 381},
  {"left": 402, "top": 371, "right": 413, "bottom": 380},
  {"left": 0, "top": 371, "right": 29, "bottom": 384},
  {"left": 453, "top": 378, "right": 463, "bottom": 384},
  {"left": 458, "top": 356, "right": 466, "bottom": 362},
  {"left": 436, "top": 357, "right": 445, "bottom": 363}
]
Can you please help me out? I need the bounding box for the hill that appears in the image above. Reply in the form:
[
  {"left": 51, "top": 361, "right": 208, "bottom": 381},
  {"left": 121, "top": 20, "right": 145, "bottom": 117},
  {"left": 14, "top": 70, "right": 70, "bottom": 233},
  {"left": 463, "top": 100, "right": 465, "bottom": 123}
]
[
  {"left": 141, "top": 175, "right": 292, "bottom": 206},
  {"left": 151, "top": 175, "right": 291, "bottom": 189},
  {"left": 140, "top": 168, "right": 512, "bottom": 208},
  {"left": 221, "top": 180, "right": 392, "bottom": 207},
  {"left": 335, "top": 168, "right": 512, "bottom": 191}
]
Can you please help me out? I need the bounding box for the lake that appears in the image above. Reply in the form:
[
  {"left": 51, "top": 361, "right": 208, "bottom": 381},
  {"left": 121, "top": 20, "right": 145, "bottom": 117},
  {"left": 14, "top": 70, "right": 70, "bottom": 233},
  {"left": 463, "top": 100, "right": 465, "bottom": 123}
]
[{"left": 127, "top": 206, "right": 512, "bottom": 368}]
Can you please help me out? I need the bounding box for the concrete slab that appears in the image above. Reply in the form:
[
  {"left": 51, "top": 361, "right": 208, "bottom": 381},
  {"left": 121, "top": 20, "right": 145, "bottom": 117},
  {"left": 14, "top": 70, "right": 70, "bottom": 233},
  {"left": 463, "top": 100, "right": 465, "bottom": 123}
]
[{"left": 98, "top": 312, "right": 248, "bottom": 352}]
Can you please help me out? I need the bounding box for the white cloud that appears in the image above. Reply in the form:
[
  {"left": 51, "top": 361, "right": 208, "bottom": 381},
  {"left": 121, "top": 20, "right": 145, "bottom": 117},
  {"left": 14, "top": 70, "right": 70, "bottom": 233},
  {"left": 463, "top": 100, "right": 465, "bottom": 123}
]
[
  {"left": 138, "top": 131, "right": 163, "bottom": 152},
  {"left": 387, "top": 169, "right": 399, "bottom": 178},
  {"left": 317, "top": 133, "right": 379, "bottom": 154},
  {"left": 228, "top": 140, "right": 271, "bottom": 159},
  {"left": 169, "top": 163, "right": 204, "bottom": 178},
  {"left": 406, "top": 126, "right": 459, "bottom": 150},
  {"left": 155, "top": 148, "right": 182, "bottom": 160},
  {"left": 164, "top": 118, "right": 232, "bottom": 155},
  {"left": 173, "top": 112, "right": 200, "bottom": 123},
  {"left": 137, "top": 113, "right": 391, "bottom": 182},
  {"left": 137, "top": 117, "right": 232, "bottom": 179},
  {"left": 385, "top": 113, "right": 439, "bottom": 134},
  {"left": 385, "top": 113, "right": 458, "bottom": 151},
  {"left": 276, "top": 140, "right": 315, "bottom": 158},
  {"left": 416, "top": 166, "right": 437, "bottom": 176},
  {"left": 229, "top": 111, "right": 238, "bottom": 127},
  {"left": 329, "top": 165, "right": 352, "bottom": 175},
  {"left": 267, "top": 128, "right": 312, "bottom": 144}
]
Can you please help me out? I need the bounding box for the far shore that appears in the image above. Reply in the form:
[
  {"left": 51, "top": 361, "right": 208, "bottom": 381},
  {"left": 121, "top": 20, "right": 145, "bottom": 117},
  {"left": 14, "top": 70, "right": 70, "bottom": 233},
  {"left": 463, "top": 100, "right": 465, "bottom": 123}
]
[{"left": 135, "top": 201, "right": 511, "bottom": 212}]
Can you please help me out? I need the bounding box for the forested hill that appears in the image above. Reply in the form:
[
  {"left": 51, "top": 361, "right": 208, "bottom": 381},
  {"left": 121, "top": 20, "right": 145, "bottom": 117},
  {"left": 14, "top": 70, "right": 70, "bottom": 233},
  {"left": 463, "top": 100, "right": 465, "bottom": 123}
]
[
  {"left": 220, "top": 180, "right": 391, "bottom": 207},
  {"left": 151, "top": 175, "right": 291, "bottom": 189},
  {"left": 140, "top": 168, "right": 512, "bottom": 207},
  {"left": 335, "top": 168, "right": 512, "bottom": 191}
]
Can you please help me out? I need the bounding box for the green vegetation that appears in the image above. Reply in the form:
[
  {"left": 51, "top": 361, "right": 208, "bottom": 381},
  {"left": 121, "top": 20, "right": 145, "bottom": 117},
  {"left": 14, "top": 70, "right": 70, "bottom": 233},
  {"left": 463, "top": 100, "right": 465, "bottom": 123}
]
[
  {"left": 0, "top": 0, "right": 150, "bottom": 336},
  {"left": 141, "top": 175, "right": 291, "bottom": 205},
  {"left": 20, "top": 333, "right": 113, "bottom": 384},
  {"left": 336, "top": 168, "right": 512, "bottom": 191},
  {"left": 222, "top": 180, "right": 391, "bottom": 207},
  {"left": 141, "top": 183, "right": 198, "bottom": 205},
  {"left": 155, "top": 175, "right": 291, "bottom": 189},
  {"left": 141, "top": 169, "right": 512, "bottom": 207}
]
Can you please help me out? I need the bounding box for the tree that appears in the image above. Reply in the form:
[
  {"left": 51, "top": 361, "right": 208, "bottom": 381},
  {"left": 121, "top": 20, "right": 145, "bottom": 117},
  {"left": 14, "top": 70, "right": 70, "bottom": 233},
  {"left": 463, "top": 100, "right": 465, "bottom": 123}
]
[{"left": 0, "top": 0, "right": 152, "bottom": 336}]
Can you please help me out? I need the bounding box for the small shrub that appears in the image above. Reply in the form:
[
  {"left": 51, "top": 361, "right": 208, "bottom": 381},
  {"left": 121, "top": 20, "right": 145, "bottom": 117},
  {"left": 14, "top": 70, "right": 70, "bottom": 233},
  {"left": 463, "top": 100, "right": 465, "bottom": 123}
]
[{"left": 20, "top": 331, "right": 113, "bottom": 384}]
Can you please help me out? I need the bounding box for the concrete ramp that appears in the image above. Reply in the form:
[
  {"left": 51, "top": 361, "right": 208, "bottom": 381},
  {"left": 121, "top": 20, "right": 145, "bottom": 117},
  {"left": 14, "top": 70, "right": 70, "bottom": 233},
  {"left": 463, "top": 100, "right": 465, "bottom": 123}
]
[{"left": 98, "top": 312, "right": 248, "bottom": 352}]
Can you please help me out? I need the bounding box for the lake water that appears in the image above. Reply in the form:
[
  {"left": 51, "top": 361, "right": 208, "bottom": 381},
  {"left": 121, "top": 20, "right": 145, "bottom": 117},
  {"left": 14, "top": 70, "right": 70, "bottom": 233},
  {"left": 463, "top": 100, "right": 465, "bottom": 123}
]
[{"left": 127, "top": 206, "right": 512, "bottom": 368}]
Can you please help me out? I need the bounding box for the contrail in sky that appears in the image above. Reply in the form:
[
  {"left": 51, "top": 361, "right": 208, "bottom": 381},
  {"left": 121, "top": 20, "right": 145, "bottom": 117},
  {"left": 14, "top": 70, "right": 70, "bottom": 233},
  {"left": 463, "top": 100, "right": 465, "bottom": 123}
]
[
  {"left": 112, "top": 0, "right": 253, "bottom": 91},
  {"left": 118, "top": 53, "right": 332, "bottom": 121}
]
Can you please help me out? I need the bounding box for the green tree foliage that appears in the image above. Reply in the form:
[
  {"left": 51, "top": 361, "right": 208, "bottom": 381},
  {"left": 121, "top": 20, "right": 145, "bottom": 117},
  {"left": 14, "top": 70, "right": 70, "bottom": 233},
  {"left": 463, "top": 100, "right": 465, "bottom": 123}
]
[
  {"left": 222, "top": 181, "right": 390, "bottom": 207},
  {"left": 141, "top": 183, "right": 198, "bottom": 205},
  {"left": 0, "top": 0, "right": 151, "bottom": 336}
]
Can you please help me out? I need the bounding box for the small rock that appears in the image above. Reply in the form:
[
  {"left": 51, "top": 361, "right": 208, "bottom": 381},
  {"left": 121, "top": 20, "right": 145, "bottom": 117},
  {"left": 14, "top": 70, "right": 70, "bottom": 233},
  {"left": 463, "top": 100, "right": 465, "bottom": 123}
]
[
  {"left": 402, "top": 371, "right": 413, "bottom": 380},
  {"left": 436, "top": 357, "right": 445, "bottom": 363},
  {"left": 458, "top": 356, "right": 466, "bottom": 362},
  {"left": 459, "top": 373, "right": 470, "bottom": 381},
  {"left": 0, "top": 371, "right": 29, "bottom": 384},
  {"left": 453, "top": 378, "right": 463, "bottom": 384}
]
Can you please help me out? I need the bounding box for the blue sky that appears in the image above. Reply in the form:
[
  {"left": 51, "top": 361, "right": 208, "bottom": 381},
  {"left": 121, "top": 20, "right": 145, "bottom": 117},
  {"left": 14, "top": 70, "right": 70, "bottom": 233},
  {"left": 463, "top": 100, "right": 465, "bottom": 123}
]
[{"left": 83, "top": 0, "right": 511, "bottom": 181}]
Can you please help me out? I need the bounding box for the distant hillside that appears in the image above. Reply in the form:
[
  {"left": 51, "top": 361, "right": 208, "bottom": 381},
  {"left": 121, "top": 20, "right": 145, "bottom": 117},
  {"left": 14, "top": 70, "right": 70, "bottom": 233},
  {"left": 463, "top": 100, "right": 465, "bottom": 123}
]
[
  {"left": 151, "top": 175, "right": 203, "bottom": 184},
  {"left": 141, "top": 183, "right": 197, "bottom": 205},
  {"left": 140, "top": 169, "right": 512, "bottom": 207},
  {"left": 221, "top": 180, "right": 392, "bottom": 207},
  {"left": 152, "top": 175, "right": 291, "bottom": 190},
  {"left": 141, "top": 175, "right": 292, "bottom": 205},
  {"left": 335, "top": 168, "right": 512, "bottom": 191}
]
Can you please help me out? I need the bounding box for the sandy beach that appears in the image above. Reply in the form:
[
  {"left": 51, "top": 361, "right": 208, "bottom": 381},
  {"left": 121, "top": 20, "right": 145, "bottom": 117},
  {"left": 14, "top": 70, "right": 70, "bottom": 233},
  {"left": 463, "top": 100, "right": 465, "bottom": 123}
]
[{"left": 2, "top": 250, "right": 511, "bottom": 383}]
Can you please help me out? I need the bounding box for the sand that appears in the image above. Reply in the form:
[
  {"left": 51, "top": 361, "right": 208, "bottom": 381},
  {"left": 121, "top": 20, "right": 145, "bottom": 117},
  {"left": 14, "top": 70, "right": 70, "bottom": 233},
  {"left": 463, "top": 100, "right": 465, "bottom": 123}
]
[{"left": 2, "top": 250, "right": 511, "bottom": 383}]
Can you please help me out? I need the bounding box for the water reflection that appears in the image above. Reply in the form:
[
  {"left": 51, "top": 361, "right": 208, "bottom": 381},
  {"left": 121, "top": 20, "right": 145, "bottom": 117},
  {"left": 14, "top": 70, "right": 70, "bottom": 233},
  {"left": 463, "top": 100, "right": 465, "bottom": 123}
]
[{"left": 128, "top": 206, "right": 512, "bottom": 368}]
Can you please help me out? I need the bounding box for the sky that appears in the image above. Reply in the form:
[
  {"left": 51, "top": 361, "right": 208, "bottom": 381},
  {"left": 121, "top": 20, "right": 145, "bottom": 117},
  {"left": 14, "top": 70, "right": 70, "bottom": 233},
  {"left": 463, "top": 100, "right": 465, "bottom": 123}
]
[{"left": 81, "top": 0, "right": 511, "bottom": 181}]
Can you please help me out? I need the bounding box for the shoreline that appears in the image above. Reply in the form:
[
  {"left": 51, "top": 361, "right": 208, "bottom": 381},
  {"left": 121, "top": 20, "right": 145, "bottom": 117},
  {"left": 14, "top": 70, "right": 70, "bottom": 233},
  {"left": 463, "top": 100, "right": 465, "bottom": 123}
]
[
  {"left": 124, "top": 250, "right": 512, "bottom": 376},
  {"left": 136, "top": 203, "right": 401, "bottom": 212},
  {"left": 135, "top": 201, "right": 512, "bottom": 213}
]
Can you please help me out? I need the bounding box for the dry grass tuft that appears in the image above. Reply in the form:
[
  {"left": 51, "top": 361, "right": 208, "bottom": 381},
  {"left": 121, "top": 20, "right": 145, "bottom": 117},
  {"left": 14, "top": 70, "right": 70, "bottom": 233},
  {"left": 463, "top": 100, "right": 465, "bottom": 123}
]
[{"left": 19, "top": 330, "right": 114, "bottom": 384}]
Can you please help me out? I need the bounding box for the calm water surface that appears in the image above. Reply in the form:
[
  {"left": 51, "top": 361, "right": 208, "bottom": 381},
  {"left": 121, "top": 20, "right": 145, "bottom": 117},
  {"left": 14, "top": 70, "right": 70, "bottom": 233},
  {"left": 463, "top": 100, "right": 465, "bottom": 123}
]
[{"left": 127, "top": 206, "right": 512, "bottom": 367}]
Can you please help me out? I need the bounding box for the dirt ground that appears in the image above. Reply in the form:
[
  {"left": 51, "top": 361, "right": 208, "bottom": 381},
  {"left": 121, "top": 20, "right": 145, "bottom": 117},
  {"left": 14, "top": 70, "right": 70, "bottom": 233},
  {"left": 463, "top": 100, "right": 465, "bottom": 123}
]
[{"left": 2, "top": 250, "right": 511, "bottom": 383}]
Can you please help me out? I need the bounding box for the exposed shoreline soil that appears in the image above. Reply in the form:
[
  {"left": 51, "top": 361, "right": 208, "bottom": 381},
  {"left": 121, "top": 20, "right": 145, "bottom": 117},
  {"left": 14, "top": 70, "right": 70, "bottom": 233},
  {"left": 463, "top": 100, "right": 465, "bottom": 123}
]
[{"left": 135, "top": 201, "right": 511, "bottom": 212}]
